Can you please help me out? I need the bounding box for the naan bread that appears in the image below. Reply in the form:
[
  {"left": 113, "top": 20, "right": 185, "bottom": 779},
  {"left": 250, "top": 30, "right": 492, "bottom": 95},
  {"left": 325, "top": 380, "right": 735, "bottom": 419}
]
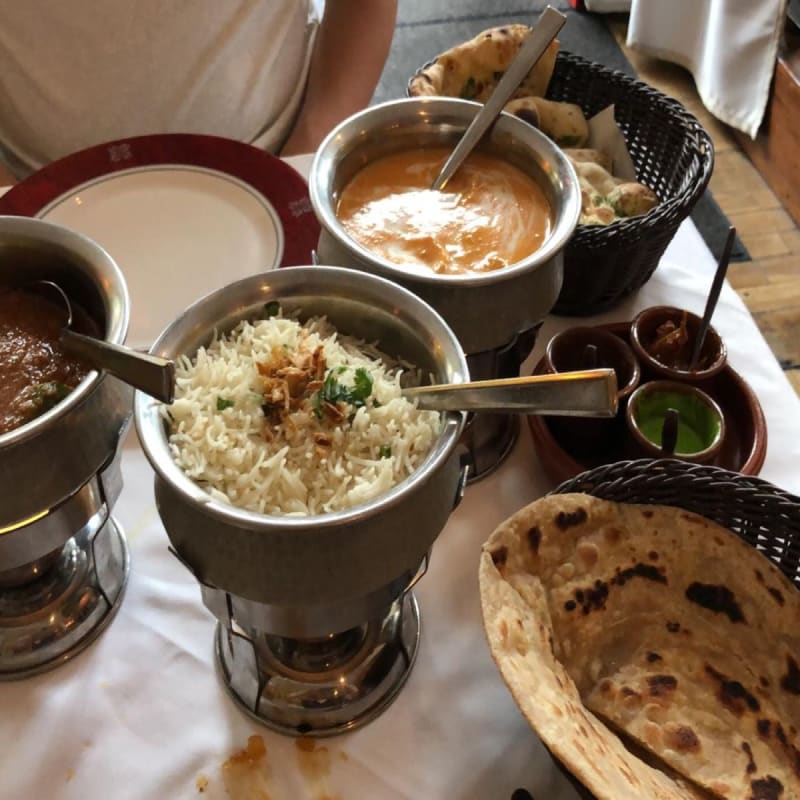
[
  {"left": 504, "top": 97, "right": 589, "bottom": 147},
  {"left": 567, "top": 154, "right": 659, "bottom": 225},
  {"left": 480, "top": 494, "right": 800, "bottom": 800},
  {"left": 409, "top": 24, "right": 559, "bottom": 103},
  {"left": 409, "top": 26, "right": 661, "bottom": 226},
  {"left": 564, "top": 147, "right": 614, "bottom": 173}
]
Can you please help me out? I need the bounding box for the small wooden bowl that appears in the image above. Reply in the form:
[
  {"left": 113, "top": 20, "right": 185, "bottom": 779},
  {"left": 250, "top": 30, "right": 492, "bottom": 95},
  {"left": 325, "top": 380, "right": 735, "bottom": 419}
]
[
  {"left": 544, "top": 326, "right": 641, "bottom": 401},
  {"left": 630, "top": 305, "right": 727, "bottom": 382},
  {"left": 625, "top": 380, "right": 726, "bottom": 464},
  {"left": 543, "top": 326, "right": 641, "bottom": 453}
]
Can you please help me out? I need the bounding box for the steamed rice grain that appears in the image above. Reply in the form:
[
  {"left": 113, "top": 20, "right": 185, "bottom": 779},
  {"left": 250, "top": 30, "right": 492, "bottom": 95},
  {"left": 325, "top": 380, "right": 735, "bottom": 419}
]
[{"left": 164, "top": 313, "right": 441, "bottom": 516}]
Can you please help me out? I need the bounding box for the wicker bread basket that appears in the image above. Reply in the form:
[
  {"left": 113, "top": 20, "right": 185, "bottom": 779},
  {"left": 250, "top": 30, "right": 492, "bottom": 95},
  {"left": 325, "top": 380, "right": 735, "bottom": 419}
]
[
  {"left": 547, "top": 458, "right": 800, "bottom": 799},
  {"left": 408, "top": 50, "right": 715, "bottom": 315},
  {"left": 545, "top": 54, "right": 714, "bottom": 315}
]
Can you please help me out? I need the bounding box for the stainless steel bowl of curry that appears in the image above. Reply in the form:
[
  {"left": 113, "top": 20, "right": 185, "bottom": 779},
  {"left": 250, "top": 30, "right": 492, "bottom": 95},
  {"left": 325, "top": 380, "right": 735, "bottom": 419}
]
[
  {"left": 310, "top": 97, "right": 581, "bottom": 354},
  {"left": 0, "top": 216, "right": 132, "bottom": 541}
]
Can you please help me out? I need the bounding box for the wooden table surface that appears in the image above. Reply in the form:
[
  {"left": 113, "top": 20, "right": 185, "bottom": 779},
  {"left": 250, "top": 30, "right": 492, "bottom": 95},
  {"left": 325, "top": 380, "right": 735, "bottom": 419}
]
[{"left": 610, "top": 17, "right": 800, "bottom": 397}]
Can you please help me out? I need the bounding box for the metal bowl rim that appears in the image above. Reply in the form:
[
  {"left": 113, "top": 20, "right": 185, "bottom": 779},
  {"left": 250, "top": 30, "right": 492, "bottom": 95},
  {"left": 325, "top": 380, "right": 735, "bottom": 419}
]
[
  {"left": 134, "top": 265, "right": 468, "bottom": 532},
  {"left": 0, "top": 215, "right": 130, "bottom": 448},
  {"left": 309, "top": 96, "right": 581, "bottom": 287}
]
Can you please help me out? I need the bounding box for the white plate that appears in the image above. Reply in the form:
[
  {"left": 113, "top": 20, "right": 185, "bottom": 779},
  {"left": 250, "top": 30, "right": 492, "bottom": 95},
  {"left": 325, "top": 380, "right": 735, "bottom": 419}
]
[{"left": 0, "top": 134, "right": 319, "bottom": 348}]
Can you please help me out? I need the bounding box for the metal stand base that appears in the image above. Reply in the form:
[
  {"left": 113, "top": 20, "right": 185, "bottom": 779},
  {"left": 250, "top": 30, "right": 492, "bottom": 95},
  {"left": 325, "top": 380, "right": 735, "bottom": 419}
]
[
  {"left": 0, "top": 517, "right": 129, "bottom": 680},
  {"left": 215, "top": 592, "right": 420, "bottom": 737}
]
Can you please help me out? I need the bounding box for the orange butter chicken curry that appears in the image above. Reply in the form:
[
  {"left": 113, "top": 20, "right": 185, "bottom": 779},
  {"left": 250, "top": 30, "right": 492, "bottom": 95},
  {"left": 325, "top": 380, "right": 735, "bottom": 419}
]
[{"left": 336, "top": 148, "right": 552, "bottom": 276}]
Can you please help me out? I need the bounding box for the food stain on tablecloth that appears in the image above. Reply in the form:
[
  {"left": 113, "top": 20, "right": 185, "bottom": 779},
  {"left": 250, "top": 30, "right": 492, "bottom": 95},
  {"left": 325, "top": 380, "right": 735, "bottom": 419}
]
[
  {"left": 207, "top": 734, "right": 343, "bottom": 800},
  {"left": 295, "top": 737, "right": 338, "bottom": 799}
]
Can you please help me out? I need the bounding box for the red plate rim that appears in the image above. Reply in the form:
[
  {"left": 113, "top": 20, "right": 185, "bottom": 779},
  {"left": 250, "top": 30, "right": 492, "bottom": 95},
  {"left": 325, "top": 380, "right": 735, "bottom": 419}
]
[{"left": 0, "top": 132, "right": 320, "bottom": 268}]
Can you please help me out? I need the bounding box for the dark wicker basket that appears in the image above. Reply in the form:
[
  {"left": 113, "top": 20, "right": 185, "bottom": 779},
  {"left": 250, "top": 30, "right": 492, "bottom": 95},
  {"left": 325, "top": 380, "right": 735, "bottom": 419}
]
[
  {"left": 408, "top": 50, "right": 715, "bottom": 315},
  {"left": 547, "top": 458, "right": 800, "bottom": 800},
  {"left": 552, "top": 458, "right": 800, "bottom": 586},
  {"left": 545, "top": 53, "right": 714, "bottom": 315}
]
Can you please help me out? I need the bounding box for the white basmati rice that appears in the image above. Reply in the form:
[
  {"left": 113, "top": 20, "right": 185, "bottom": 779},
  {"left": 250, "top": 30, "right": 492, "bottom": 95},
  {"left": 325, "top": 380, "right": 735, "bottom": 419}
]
[{"left": 164, "top": 312, "right": 441, "bottom": 516}]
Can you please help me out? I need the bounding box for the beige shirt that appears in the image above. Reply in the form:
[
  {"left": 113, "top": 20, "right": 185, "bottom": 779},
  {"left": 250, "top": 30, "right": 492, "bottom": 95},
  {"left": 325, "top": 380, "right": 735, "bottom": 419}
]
[{"left": 0, "top": 0, "right": 317, "bottom": 177}]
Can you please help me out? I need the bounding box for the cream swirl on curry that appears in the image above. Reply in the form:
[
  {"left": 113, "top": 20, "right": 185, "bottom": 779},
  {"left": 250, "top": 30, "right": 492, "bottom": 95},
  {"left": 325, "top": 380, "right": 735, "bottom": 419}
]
[{"left": 336, "top": 148, "right": 552, "bottom": 276}]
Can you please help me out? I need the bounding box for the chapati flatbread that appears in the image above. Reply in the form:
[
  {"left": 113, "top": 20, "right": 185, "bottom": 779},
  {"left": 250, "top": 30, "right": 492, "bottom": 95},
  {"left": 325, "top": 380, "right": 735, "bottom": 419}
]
[{"left": 479, "top": 494, "right": 800, "bottom": 800}]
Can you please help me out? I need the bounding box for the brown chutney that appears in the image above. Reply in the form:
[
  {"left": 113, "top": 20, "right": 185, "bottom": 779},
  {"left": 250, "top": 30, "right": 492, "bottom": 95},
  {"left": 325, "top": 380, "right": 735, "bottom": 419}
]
[{"left": 0, "top": 287, "right": 98, "bottom": 435}]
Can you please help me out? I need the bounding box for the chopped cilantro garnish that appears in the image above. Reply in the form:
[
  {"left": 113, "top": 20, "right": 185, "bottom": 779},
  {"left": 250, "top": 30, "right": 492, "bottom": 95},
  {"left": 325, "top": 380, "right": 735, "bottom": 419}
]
[
  {"left": 216, "top": 396, "right": 235, "bottom": 411},
  {"left": 379, "top": 444, "right": 392, "bottom": 459},
  {"left": 264, "top": 301, "right": 281, "bottom": 318},
  {"left": 33, "top": 382, "right": 73, "bottom": 415},
  {"left": 315, "top": 367, "right": 374, "bottom": 411},
  {"left": 351, "top": 368, "right": 373, "bottom": 404}
]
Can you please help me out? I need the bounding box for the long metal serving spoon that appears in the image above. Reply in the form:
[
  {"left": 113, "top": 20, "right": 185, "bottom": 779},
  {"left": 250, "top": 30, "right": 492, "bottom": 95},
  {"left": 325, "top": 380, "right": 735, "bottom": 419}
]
[
  {"left": 402, "top": 369, "right": 618, "bottom": 417},
  {"left": 431, "top": 5, "right": 567, "bottom": 191},
  {"left": 33, "top": 280, "right": 176, "bottom": 403}
]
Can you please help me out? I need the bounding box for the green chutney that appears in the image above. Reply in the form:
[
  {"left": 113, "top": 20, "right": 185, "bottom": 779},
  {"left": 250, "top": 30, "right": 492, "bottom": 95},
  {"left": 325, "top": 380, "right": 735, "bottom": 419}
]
[{"left": 633, "top": 390, "right": 721, "bottom": 455}]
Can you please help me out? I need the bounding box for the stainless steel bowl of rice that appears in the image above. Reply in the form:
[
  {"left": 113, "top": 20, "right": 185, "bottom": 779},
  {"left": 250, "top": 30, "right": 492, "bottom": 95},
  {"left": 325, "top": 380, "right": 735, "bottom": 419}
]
[{"left": 135, "top": 266, "right": 468, "bottom": 632}]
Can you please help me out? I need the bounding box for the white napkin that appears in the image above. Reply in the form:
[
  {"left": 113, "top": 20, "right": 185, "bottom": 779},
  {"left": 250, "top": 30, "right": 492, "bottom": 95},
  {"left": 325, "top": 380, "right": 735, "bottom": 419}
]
[{"left": 627, "top": 0, "right": 788, "bottom": 137}]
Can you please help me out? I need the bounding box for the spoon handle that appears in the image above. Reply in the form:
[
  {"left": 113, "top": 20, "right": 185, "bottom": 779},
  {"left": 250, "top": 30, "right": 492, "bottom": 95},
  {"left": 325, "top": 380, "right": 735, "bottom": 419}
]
[
  {"left": 62, "top": 329, "right": 176, "bottom": 404},
  {"left": 689, "top": 226, "right": 736, "bottom": 369},
  {"left": 431, "top": 6, "right": 567, "bottom": 191},
  {"left": 402, "top": 369, "right": 618, "bottom": 416}
]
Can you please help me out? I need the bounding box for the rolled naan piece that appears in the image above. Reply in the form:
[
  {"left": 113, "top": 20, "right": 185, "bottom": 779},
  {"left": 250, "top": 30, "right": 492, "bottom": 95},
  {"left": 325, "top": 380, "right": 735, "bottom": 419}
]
[
  {"left": 564, "top": 147, "right": 614, "bottom": 174},
  {"left": 504, "top": 97, "right": 589, "bottom": 148},
  {"left": 608, "top": 182, "right": 659, "bottom": 217},
  {"left": 572, "top": 160, "right": 621, "bottom": 197},
  {"left": 480, "top": 494, "right": 800, "bottom": 800},
  {"left": 409, "top": 24, "right": 559, "bottom": 103}
]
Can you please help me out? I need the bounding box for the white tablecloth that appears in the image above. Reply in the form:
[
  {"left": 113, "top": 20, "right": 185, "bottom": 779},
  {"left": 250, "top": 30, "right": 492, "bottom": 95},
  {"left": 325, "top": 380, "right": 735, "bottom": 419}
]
[{"left": 2, "top": 162, "right": 799, "bottom": 800}]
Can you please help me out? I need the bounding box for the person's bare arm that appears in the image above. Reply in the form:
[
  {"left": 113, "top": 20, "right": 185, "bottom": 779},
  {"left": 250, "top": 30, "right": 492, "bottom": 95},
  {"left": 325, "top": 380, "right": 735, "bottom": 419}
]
[{"left": 281, "top": 0, "right": 397, "bottom": 156}]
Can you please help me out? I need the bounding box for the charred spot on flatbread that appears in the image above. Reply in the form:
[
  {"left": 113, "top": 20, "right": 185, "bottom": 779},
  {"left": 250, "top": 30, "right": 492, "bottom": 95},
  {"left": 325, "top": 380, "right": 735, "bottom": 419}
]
[
  {"left": 647, "top": 674, "right": 678, "bottom": 698},
  {"left": 685, "top": 582, "right": 746, "bottom": 623},
  {"left": 528, "top": 526, "right": 541, "bottom": 554},
  {"left": 750, "top": 775, "right": 783, "bottom": 800},
  {"left": 743, "top": 742, "right": 758, "bottom": 774},
  {"left": 569, "top": 579, "right": 608, "bottom": 614},
  {"left": 614, "top": 563, "right": 667, "bottom": 586},
  {"left": 780, "top": 656, "right": 800, "bottom": 695},
  {"left": 769, "top": 587, "right": 786, "bottom": 606},
  {"left": 705, "top": 666, "right": 761, "bottom": 715},
  {"left": 555, "top": 508, "right": 587, "bottom": 530},
  {"left": 646, "top": 652, "right": 663, "bottom": 663},
  {"left": 664, "top": 724, "right": 701, "bottom": 754},
  {"left": 490, "top": 545, "right": 508, "bottom": 568}
]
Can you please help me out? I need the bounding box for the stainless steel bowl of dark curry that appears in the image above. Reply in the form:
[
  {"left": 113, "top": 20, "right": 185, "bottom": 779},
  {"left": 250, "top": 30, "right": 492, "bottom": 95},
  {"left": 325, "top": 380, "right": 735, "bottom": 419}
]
[{"left": 0, "top": 216, "right": 132, "bottom": 571}]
